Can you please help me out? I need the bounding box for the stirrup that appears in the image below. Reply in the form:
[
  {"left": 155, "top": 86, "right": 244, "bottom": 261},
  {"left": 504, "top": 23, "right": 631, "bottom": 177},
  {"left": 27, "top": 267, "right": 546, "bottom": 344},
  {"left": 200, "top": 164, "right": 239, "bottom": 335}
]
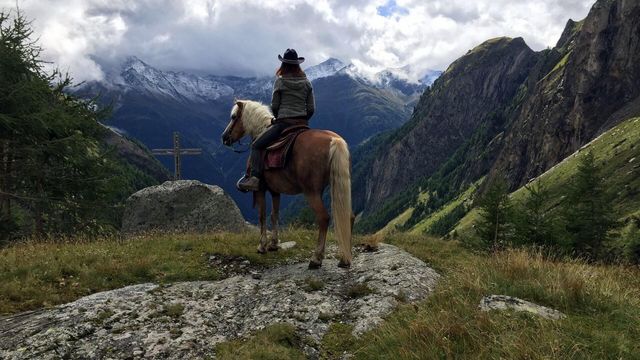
[{"left": 237, "top": 175, "right": 260, "bottom": 192}]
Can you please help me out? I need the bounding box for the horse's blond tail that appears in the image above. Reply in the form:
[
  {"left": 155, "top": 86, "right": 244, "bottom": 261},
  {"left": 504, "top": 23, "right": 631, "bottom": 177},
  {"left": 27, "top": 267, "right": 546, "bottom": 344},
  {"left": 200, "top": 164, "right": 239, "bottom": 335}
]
[{"left": 329, "top": 137, "right": 352, "bottom": 265}]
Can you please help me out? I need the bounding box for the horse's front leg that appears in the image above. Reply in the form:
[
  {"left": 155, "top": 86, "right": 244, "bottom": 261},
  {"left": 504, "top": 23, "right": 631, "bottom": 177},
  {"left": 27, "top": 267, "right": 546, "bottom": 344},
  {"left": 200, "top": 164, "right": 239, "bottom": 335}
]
[
  {"left": 256, "top": 191, "right": 268, "bottom": 254},
  {"left": 268, "top": 192, "right": 280, "bottom": 251}
]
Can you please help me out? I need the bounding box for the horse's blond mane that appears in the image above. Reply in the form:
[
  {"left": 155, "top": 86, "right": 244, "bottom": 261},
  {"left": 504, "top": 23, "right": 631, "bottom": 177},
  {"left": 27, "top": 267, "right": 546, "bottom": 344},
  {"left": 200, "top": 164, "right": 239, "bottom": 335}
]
[{"left": 233, "top": 100, "right": 272, "bottom": 139}]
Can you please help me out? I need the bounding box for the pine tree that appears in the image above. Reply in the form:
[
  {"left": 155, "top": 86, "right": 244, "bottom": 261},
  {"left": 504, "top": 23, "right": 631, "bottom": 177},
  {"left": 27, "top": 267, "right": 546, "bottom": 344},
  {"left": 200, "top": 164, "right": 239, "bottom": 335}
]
[
  {"left": 476, "top": 177, "right": 512, "bottom": 251},
  {"left": 513, "top": 181, "right": 557, "bottom": 247},
  {"left": 562, "top": 151, "right": 615, "bottom": 259},
  {"left": 1, "top": 10, "right": 154, "bottom": 239}
]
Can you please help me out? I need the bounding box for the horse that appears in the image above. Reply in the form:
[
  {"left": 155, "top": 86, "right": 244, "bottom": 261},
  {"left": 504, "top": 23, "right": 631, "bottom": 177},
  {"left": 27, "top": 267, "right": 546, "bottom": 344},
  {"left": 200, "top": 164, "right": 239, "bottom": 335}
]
[{"left": 221, "top": 100, "right": 353, "bottom": 268}]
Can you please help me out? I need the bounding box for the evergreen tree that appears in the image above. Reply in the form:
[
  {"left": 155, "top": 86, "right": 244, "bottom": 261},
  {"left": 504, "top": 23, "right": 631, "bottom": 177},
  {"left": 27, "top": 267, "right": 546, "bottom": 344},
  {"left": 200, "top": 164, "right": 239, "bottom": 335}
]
[
  {"left": 1, "top": 10, "right": 154, "bottom": 240},
  {"left": 475, "top": 177, "right": 512, "bottom": 251},
  {"left": 513, "top": 181, "right": 557, "bottom": 247},
  {"left": 622, "top": 218, "right": 640, "bottom": 264},
  {"left": 562, "top": 151, "right": 615, "bottom": 259}
]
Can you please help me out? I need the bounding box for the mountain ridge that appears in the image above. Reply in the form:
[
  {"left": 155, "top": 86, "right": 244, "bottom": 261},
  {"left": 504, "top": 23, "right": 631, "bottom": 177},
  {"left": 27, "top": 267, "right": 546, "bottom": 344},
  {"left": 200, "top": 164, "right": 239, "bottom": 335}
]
[{"left": 355, "top": 0, "right": 640, "bottom": 233}]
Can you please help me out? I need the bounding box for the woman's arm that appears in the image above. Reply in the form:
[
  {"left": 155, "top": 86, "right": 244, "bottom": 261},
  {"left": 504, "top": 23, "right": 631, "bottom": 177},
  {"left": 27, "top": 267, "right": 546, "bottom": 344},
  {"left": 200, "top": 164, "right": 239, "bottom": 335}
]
[
  {"left": 306, "top": 84, "right": 315, "bottom": 120},
  {"left": 271, "top": 78, "right": 281, "bottom": 118}
]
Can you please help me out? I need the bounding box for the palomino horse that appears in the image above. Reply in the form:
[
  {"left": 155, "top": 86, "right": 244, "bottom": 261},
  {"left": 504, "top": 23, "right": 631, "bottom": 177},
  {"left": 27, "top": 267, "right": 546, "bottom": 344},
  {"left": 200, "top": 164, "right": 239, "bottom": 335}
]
[{"left": 221, "top": 100, "right": 353, "bottom": 268}]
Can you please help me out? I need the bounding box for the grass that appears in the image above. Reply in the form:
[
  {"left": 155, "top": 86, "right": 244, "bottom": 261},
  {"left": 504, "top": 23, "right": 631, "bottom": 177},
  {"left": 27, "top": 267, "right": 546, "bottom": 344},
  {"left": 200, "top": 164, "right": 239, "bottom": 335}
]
[
  {"left": 409, "top": 182, "right": 478, "bottom": 235},
  {"left": 375, "top": 207, "right": 414, "bottom": 237},
  {"left": 0, "top": 229, "right": 319, "bottom": 314},
  {"left": 215, "top": 323, "right": 306, "bottom": 360},
  {"left": 351, "top": 234, "right": 640, "bottom": 359},
  {"left": 508, "top": 117, "right": 640, "bottom": 216},
  {"left": 2, "top": 230, "right": 639, "bottom": 358},
  {"left": 551, "top": 50, "right": 573, "bottom": 73},
  {"left": 345, "top": 283, "right": 374, "bottom": 299},
  {"left": 159, "top": 303, "right": 185, "bottom": 319},
  {"left": 304, "top": 277, "right": 325, "bottom": 292}
]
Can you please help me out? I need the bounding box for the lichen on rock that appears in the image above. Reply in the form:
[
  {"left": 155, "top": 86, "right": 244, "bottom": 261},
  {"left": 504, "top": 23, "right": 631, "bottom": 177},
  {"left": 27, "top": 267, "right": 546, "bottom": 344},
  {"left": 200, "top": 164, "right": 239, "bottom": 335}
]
[
  {"left": 0, "top": 244, "right": 439, "bottom": 359},
  {"left": 122, "top": 180, "right": 248, "bottom": 234}
]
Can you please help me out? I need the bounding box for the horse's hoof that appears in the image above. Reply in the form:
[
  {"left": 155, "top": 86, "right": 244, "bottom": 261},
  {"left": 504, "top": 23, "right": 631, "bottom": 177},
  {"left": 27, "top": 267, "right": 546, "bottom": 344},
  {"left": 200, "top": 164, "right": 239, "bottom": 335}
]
[
  {"left": 337, "top": 260, "right": 351, "bottom": 269},
  {"left": 257, "top": 247, "right": 267, "bottom": 254},
  {"left": 267, "top": 245, "right": 279, "bottom": 252},
  {"left": 308, "top": 261, "right": 322, "bottom": 270}
]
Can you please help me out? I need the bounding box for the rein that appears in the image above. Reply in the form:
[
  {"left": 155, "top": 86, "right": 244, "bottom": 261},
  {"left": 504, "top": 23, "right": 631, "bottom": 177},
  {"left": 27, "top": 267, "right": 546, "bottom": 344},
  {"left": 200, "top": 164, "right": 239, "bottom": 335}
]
[{"left": 225, "top": 139, "right": 251, "bottom": 153}]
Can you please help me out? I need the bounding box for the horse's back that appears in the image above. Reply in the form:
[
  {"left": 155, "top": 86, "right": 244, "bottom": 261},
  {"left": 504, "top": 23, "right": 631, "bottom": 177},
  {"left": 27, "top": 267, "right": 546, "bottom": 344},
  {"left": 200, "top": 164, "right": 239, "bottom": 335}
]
[{"left": 264, "top": 129, "right": 345, "bottom": 194}]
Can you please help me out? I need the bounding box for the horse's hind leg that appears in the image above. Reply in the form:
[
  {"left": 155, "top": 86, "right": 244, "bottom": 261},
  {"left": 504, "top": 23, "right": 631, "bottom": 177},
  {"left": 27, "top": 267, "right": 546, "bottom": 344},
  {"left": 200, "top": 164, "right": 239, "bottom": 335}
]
[
  {"left": 306, "top": 192, "right": 329, "bottom": 269},
  {"left": 256, "top": 191, "right": 268, "bottom": 254},
  {"left": 268, "top": 192, "right": 280, "bottom": 251}
]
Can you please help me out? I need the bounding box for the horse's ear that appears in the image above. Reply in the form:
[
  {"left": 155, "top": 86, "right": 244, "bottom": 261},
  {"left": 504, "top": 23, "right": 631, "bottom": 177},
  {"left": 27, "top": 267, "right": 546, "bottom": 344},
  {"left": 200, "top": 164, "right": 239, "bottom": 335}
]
[{"left": 235, "top": 100, "right": 244, "bottom": 109}]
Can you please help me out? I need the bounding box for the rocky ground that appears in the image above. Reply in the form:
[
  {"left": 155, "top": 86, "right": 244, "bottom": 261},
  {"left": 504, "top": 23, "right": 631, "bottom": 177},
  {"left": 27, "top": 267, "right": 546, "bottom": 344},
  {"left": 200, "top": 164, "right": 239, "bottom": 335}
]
[{"left": 0, "top": 244, "right": 440, "bottom": 359}]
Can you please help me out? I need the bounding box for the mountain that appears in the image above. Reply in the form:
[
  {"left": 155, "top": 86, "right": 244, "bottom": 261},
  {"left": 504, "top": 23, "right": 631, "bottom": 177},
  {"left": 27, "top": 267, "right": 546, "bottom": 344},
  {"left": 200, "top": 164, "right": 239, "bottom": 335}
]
[
  {"left": 356, "top": 37, "right": 538, "bottom": 216},
  {"left": 78, "top": 57, "right": 438, "bottom": 219},
  {"left": 373, "top": 66, "right": 442, "bottom": 97},
  {"left": 487, "top": 1, "right": 640, "bottom": 189},
  {"left": 355, "top": 0, "right": 640, "bottom": 233},
  {"left": 305, "top": 58, "right": 346, "bottom": 81},
  {"left": 101, "top": 126, "right": 171, "bottom": 183}
]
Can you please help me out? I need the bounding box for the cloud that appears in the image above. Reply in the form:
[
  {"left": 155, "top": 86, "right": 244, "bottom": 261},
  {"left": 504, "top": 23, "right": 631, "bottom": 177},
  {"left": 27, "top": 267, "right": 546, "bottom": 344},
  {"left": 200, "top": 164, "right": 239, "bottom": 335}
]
[{"left": 1, "top": 0, "right": 594, "bottom": 82}]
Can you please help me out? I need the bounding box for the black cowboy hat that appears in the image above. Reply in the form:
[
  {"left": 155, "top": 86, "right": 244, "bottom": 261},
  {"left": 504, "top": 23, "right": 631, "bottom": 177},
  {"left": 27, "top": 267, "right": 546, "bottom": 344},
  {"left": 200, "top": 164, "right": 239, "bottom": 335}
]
[{"left": 278, "top": 48, "right": 305, "bottom": 64}]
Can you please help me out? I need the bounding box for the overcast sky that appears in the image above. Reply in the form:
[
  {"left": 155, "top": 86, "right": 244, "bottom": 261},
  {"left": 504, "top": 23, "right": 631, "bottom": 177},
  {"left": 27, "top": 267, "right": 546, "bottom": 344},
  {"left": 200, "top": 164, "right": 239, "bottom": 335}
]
[{"left": 1, "top": 0, "right": 594, "bottom": 82}]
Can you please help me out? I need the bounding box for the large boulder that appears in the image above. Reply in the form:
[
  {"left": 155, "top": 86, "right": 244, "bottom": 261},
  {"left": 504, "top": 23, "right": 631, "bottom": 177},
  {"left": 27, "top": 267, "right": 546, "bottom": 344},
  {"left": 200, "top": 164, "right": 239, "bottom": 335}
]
[{"left": 122, "top": 180, "right": 247, "bottom": 233}]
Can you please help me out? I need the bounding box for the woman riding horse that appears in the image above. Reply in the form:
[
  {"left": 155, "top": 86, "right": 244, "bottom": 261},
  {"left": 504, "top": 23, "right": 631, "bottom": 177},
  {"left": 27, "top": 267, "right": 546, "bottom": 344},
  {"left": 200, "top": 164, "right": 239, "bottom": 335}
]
[
  {"left": 237, "top": 48, "right": 315, "bottom": 192},
  {"left": 221, "top": 49, "right": 353, "bottom": 269}
]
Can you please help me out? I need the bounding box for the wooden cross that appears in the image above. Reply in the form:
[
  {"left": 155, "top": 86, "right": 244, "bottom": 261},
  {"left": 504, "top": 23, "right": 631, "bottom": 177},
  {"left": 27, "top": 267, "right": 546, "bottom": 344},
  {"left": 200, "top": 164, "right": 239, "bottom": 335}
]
[{"left": 152, "top": 132, "right": 202, "bottom": 180}]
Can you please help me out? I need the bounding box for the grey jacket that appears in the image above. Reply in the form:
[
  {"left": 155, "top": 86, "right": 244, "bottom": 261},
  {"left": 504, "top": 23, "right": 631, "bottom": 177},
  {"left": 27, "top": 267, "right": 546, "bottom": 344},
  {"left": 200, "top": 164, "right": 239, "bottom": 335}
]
[{"left": 271, "top": 75, "right": 315, "bottom": 120}]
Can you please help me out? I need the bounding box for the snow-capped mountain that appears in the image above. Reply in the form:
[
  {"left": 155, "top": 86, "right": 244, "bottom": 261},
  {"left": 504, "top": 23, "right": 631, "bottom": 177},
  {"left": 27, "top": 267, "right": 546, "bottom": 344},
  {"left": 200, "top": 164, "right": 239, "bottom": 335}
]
[
  {"left": 114, "top": 56, "right": 234, "bottom": 102},
  {"left": 305, "top": 58, "right": 347, "bottom": 81},
  {"left": 305, "top": 58, "right": 442, "bottom": 96},
  {"left": 92, "top": 56, "right": 442, "bottom": 106},
  {"left": 373, "top": 66, "right": 443, "bottom": 96}
]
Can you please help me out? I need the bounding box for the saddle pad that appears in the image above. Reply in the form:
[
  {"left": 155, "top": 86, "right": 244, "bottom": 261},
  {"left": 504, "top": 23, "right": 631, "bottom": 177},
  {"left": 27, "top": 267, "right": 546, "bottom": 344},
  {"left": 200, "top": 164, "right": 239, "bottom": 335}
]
[{"left": 264, "top": 126, "right": 308, "bottom": 169}]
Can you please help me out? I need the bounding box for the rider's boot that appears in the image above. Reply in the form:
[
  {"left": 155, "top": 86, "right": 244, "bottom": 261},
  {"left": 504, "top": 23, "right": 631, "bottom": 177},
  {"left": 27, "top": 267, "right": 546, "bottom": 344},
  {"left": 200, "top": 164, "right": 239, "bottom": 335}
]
[{"left": 237, "top": 175, "right": 260, "bottom": 192}]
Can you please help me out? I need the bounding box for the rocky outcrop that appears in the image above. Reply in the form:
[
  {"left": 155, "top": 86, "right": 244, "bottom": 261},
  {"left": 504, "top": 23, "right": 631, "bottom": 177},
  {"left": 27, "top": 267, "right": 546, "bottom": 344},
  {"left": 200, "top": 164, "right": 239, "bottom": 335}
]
[
  {"left": 480, "top": 295, "right": 566, "bottom": 320},
  {"left": 122, "top": 180, "right": 247, "bottom": 234},
  {"left": 0, "top": 244, "right": 440, "bottom": 359},
  {"left": 358, "top": 37, "right": 539, "bottom": 212}
]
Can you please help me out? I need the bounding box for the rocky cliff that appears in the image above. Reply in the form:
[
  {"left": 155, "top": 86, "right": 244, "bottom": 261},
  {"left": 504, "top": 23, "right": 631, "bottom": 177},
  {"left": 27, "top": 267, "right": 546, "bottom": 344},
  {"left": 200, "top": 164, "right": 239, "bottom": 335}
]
[
  {"left": 488, "top": 0, "right": 640, "bottom": 188},
  {"left": 356, "top": 0, "right": 640, "bottom": 232},
  {"left": 358, "top": 37, "right": 538, "bottom": 212}
]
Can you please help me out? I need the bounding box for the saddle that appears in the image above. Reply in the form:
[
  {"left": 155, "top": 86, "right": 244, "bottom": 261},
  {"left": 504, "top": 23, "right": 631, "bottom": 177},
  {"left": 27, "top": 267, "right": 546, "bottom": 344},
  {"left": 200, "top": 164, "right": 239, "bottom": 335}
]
[{"left": 264, "top": 124, "right": 309, "bottom": 169}]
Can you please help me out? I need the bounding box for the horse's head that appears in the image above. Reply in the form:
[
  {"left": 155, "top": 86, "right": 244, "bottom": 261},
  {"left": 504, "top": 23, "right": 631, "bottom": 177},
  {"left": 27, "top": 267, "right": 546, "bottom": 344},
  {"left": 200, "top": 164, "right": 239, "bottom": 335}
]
[{"left": 221, "top": 101, "right": 246, "bottom": 146}]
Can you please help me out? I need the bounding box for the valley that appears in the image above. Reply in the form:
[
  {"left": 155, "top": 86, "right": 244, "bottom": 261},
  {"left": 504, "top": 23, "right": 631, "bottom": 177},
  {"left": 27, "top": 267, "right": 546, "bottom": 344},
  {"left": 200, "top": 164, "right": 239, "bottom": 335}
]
[
  {"left": 2, "top": 0, "right": 640, "bottom": 358},
  {"left": 77, "top": 57, "right": 440, "bottom": 219}
]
